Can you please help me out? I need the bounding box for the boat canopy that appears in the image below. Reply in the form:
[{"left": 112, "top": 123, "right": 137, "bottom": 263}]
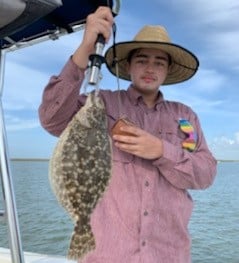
[{"left": 0, "top": 0, "right": 114, "bottom": 50}]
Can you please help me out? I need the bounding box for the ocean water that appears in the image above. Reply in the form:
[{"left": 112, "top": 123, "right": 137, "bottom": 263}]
[{"left": 0, "top": 160, "right": 239, "bottom": 262}]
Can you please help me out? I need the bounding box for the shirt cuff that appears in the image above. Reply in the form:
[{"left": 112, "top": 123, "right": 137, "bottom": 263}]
[
  {"left": 59, "top": 56, "right": 85, "bottom": 83},
  {"left": 153, "top": 139, "right": 179, "bottom": 169}
]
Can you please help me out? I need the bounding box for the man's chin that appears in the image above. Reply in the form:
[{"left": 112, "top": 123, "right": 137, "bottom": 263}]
[{"left": 134, "top": 85, "right": 158, "bottom": 94}]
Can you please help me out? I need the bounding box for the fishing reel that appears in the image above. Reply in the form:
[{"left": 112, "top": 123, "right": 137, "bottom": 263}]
[{"left": 88, "top": 0, "right": 121, "bottom": 86}]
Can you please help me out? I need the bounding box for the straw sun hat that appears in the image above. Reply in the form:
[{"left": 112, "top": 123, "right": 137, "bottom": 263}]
[{"left": 105, "top": 25, "right": 199, "bottom": 85}]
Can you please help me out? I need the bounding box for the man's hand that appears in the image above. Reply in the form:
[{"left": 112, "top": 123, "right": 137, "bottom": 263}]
[
  {"left": 112, "top": 125, "right": 163, "bottom": 160},
  {"left": 72, "top": 6, "right": 114, "bottom": 69}
]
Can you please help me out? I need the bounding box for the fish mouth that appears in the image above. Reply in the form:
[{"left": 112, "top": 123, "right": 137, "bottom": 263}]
[{"left": 87, "top": 92, "right": 104, "bottom": 108}]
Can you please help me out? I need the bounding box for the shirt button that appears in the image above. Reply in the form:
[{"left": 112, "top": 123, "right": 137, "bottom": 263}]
[
  {"left": 143, "top": 210, "right": 148, "bottom": 216},
  {"left": 145, "top": 181, "right": 149, "bottom": 187},
  {"left": 142, "top": 241, "right": 146, "bottom": 246}
]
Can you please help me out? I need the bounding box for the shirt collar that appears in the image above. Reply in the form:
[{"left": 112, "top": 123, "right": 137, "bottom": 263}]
[{"left": 127, "top": 84, "right": 164, "bottom": 109}]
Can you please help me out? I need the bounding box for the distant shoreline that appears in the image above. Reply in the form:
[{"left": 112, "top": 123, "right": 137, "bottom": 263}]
[
  {"left": 217, "top": 160, "right": 239, "bottom": 162},
  {"left": 11, "top": 158, "right": 49, "bottom": 162},
  {"left": 10, "top": 158, "right": 239, "bottom": 162}
]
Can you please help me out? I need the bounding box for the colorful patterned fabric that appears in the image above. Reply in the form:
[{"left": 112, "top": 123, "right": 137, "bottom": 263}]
[{"left": 179, "top": 119, "right": 197, "bottom": 152}]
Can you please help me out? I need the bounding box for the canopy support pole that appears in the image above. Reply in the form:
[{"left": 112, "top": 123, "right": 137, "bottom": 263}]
[{"left": 0, "top": 49, "right": 25, "bottom": 263}]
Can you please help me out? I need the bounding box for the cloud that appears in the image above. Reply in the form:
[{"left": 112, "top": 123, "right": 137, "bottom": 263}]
[
  {"left": 210, "top": 132, "right": 239, "bottom": 160},
  {"left": 161, "top": 67, "right": 228, "bottom": 112},
  {"left": 2, "top": 29, "right": 87, "bottom": 112},
  {"left": 3, "top": 60, "right": 50, "bottom": 110},
  {"left": 4, "top": 114, "right": 40, "bottom": 131},
  {"left": 235, "top": 132, "right": 239, "bottom": 144},
  {"left": 190, "top": 68, "right": 226, "bottom": 94},
  {"left": 212, "top": 132, "right": 239, "bottom": 149},
  {"left": 172, "top": 0, "right": 239, "bottom": 25},
  {"left": 6, "top": 28, "right": 85, "bottom": 64},
  {"left": 213, "top": 136, "right": 237, "bottom": 146},
  {"left": 206, "top": 30, "right": 239, "bottom": 66},
  {"left": 166, "top": 0, "right": 239, "bottom": 68}
]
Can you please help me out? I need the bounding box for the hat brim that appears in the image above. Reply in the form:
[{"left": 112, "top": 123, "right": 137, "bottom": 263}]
[{"left": 105, "top": 41, "right": 199, "bottom": 85}]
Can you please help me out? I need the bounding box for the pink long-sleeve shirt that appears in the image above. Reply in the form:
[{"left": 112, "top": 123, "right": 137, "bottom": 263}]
[{"left": 39, "top": 58, "right": 217, "bottom": 263}]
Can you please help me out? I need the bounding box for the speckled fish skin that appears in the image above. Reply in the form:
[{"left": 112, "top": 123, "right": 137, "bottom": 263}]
[{"left": 49, "top": 92, "right": 112, "bottom": 260}]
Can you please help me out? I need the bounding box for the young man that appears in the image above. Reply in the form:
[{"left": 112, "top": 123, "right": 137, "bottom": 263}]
[{"left": 39, "top": 6, "right": 217, "bottom": 263}]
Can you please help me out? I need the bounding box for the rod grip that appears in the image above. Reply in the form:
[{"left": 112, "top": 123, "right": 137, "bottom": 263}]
[{"left": 96, "top": 33, "right": 105, "bottom": 45}]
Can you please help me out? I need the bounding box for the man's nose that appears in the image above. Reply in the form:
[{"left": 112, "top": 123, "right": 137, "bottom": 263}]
[{"left": 145, "top": 62, "right": 155, "bottom": 72}]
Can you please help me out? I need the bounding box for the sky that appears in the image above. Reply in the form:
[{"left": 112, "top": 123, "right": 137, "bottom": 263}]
[{"left": 1, "top": 0, "right": 239, "bottom": 160}]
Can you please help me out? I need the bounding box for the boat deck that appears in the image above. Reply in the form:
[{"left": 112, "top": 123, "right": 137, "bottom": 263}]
[{"left": 0, "top": 247, "right": 76, "bottom": 263}]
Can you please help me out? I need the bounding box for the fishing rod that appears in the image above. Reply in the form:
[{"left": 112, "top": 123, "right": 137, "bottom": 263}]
[{"left": 88, "top": 0, "right": 121, "bottom": 86}]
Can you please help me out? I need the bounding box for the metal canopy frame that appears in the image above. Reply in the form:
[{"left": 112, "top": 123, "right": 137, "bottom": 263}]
[
  {"left": 0, "top": 0, "right": 114, "bottom": 50},
  {"left": 0, "top": 1, "right": 116, "bottom": 262}
]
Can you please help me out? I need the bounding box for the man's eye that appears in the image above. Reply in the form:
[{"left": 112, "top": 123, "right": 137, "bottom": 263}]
[
  {"left": 137, "top": 60, "right": 146, "bottom": 64},
  {"left": 156, "top": 61, "right": 167, "bottom": 67}
]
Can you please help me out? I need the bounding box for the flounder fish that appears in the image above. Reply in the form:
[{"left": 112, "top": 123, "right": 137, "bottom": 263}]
[{"left": 49, "top": 92, "right": 112, "bottom": 260}]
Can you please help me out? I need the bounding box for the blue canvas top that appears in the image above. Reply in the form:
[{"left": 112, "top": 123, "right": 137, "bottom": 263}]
[{"left": 0, "top": 0, "right": 115, "bottom": 50}]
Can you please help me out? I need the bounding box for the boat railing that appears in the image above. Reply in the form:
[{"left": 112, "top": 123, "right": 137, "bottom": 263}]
[{"left": 0, "top": 49, "right": 25, "bottom": 263}]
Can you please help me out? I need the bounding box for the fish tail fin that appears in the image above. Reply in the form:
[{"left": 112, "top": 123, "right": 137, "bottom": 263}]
[{"left": 67, "top": 220, "right": 95, "bottom": 260}]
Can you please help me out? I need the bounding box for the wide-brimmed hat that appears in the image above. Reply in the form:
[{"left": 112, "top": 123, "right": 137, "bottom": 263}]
[{"left": 105, "top": 25, "right": 199, "bottom": 85}]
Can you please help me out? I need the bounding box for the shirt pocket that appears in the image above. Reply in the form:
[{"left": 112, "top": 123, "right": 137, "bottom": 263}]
[
  {"left": 107, "top": 112, "right": 120, "bottom": 133},
  {"left": 111, "top": 147, "right": 134, "bottom": 163},
  {"left": 158, "top": 118, "right": 187, "bottom": 147},
  {"left": 107, "top": 112, "right": 134, "bottom": 163}
]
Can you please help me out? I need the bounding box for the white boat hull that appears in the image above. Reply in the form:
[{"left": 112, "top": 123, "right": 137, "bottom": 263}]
[{"left": 0, "top": 247, "right": 76, "bottom": 263}]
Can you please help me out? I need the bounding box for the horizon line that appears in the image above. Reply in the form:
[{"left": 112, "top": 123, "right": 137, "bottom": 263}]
[{"left": 9, "top": 158, "right": 239, "bottom": 162}]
